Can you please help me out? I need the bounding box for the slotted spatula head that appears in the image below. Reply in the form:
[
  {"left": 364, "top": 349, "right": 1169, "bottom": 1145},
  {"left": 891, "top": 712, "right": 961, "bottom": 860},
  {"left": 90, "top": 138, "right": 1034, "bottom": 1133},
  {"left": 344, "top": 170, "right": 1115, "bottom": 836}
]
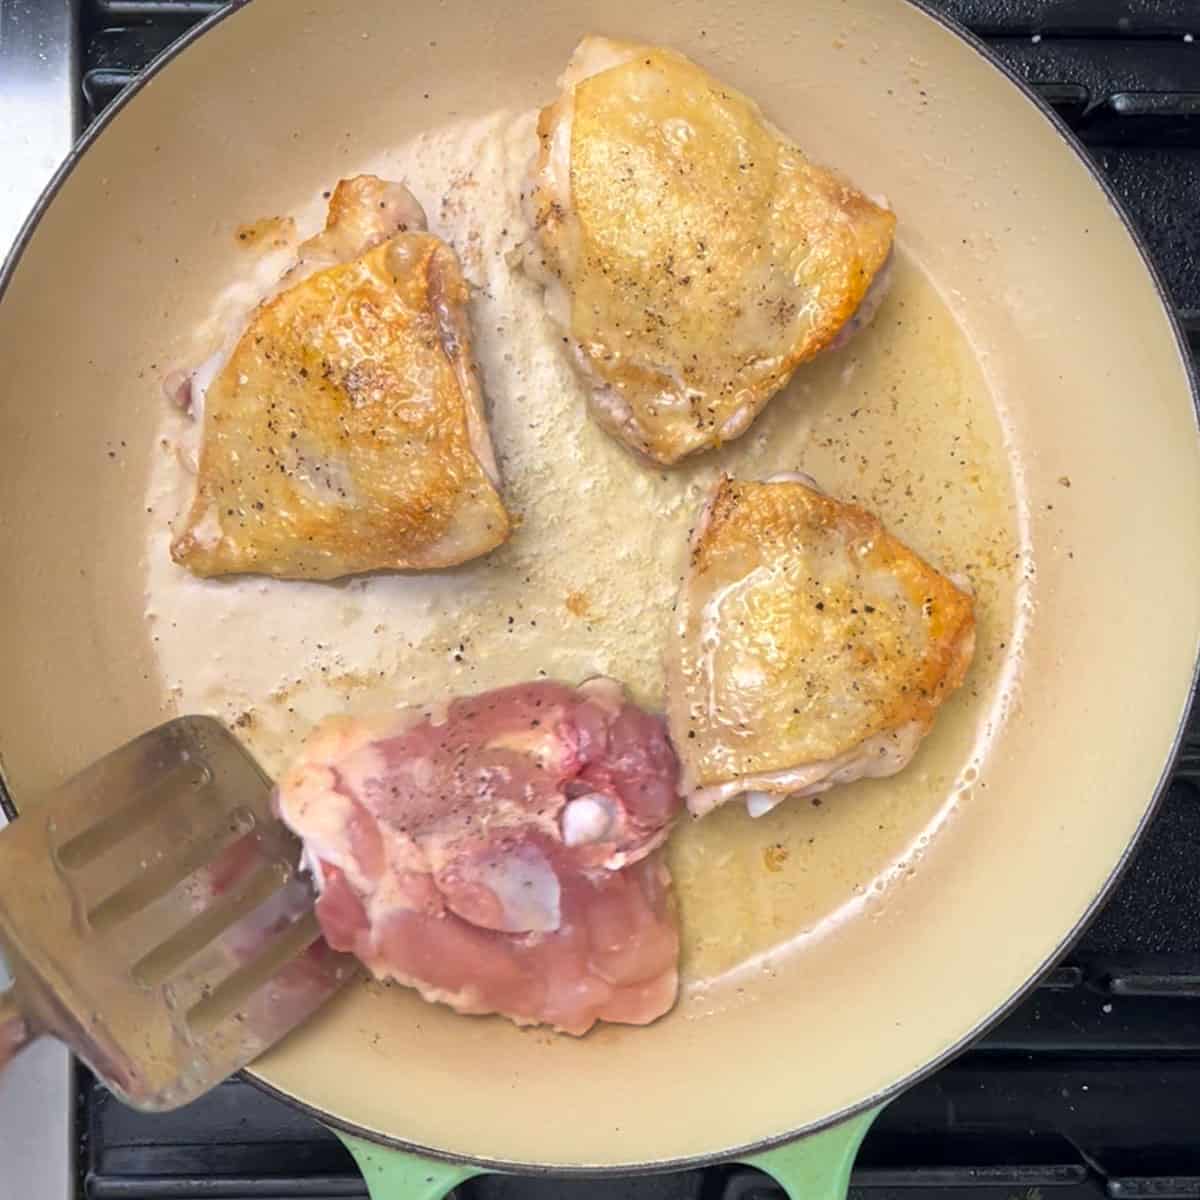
[{"left": 0, "top": 716, "right": 358, "bottom": 1110}]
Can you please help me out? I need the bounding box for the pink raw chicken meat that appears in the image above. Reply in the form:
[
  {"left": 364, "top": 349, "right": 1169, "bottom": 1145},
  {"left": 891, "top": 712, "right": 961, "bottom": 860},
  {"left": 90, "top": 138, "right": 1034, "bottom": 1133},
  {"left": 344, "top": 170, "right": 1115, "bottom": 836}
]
[{"left": 274, "top": 678, "right": 684, "bottom": 1035}]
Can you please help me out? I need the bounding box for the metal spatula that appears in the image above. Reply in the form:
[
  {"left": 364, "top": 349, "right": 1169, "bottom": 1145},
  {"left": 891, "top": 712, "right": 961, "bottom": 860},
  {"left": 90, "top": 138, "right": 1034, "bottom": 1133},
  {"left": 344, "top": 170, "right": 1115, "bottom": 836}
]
[{"left": 0, "top": 716, "right": 357, "bottom": 1110}]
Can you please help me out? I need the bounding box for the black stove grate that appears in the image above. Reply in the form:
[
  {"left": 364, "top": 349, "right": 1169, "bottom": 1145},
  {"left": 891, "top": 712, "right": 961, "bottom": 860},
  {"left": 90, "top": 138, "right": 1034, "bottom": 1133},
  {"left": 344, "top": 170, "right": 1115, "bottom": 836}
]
[{"left": 74, "top": 2, "right": 1200, "bottom": 1197}]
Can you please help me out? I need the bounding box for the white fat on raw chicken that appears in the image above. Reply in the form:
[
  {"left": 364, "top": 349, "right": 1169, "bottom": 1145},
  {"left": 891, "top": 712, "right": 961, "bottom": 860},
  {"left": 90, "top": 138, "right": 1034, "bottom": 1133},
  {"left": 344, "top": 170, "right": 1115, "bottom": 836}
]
[{"left": 561, "top": 793, "right": 620, "bottom": 847}]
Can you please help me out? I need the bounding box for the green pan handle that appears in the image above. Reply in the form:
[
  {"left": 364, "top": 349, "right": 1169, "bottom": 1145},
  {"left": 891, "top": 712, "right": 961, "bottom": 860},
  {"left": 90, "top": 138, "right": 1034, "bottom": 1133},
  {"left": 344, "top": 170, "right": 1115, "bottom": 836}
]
[
  {"left": 333, "top": 1105, "right": 882, "bottom": 1199},
  {"left": 334, "top": 1132, "right": 479, "bottom": 1200},
  {"left": 739, "top": 1106, "right": 882, "bottom": 1200}
]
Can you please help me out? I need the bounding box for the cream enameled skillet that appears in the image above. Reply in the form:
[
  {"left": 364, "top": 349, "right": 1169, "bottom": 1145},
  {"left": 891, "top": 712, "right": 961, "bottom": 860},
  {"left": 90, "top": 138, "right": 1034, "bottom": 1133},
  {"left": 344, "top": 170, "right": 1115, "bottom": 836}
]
[{"left": 1, "top": 1, "right": 1197, "bottom": 1194}]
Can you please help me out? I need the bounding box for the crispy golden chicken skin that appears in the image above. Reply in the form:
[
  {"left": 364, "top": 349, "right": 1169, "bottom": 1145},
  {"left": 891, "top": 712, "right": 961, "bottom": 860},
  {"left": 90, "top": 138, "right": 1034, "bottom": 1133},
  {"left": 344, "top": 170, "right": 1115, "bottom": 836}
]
[
  {"left": 523, "top": 37, "right": 896, "bottom": 466},
  {"left": 171, "top": 176, "right": 511, "bottom": 580},
  {"left": 667, "top": 476, "right": 975, "bottom": 817}
]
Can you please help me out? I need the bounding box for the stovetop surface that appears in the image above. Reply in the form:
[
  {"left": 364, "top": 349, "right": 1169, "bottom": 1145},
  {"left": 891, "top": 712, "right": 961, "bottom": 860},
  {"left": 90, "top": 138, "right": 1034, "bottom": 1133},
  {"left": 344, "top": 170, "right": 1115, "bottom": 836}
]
[{"left": 63, "top": 1, "right": 1200, "bottom": 1196}]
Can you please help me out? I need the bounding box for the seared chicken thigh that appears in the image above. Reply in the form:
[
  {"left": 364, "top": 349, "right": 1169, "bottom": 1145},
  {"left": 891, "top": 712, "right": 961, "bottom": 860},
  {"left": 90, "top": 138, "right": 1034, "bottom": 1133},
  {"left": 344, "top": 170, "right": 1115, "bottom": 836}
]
[
  {"left": 171, "top": 176, "right": 511, "bottom": 580},
  {"left": 667, "top": 477, "right": 975, "bottom": 817},
  {"left": 275, "top": 679, "right": 683, "bottom": 1035},
  {"left": 523, "top": 37, "right": 896, "bottom": 465}
]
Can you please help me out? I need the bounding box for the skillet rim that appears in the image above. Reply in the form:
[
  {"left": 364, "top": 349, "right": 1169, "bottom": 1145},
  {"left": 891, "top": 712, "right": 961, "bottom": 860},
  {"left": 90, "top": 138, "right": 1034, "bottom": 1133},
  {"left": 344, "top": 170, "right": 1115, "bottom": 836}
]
[{"left": 0, "top": 0, "right": 1196, "bottom": 1174}]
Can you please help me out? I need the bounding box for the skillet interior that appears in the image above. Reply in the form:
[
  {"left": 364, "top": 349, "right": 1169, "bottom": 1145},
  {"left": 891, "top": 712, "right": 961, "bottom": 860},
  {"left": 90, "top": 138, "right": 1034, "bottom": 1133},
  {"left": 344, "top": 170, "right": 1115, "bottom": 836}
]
[{"left": 0, "top": 0, "right": 1198, "bottom": 1170}]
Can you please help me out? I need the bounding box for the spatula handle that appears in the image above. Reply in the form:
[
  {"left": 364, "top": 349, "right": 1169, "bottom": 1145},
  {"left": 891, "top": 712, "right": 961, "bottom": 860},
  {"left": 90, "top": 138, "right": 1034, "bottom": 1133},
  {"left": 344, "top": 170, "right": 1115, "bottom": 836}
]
[{"left": 0, "top": 990, "right": 34, "bottom": 1072}]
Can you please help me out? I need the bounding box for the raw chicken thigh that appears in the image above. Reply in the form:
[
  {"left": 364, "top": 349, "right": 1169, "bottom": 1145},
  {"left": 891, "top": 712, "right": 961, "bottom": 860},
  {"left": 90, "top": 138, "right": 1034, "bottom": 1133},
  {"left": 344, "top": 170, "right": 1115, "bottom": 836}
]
[
  {"left": 523, "top": 36, "right": 896, "bottom": 465},
  {"left": 668, "top": 476, "right": 976, "bottom": 818},
  {"left": 275, "top": 679, "right": 683, "bottom": 1035}
]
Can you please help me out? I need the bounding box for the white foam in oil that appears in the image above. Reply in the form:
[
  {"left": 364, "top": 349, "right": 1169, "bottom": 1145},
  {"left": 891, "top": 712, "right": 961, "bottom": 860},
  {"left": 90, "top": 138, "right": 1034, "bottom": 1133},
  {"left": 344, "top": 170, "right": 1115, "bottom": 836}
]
[{"left": 144, "top": 107, "right": 1029, "bottom": 995}]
